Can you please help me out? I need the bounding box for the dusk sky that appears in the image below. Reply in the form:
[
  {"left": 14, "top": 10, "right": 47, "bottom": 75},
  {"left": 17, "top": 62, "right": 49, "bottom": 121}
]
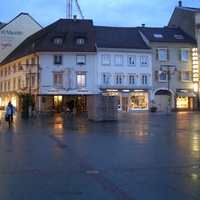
[{"left": 1, "top": 0, "right": 200, "bottom": 28}]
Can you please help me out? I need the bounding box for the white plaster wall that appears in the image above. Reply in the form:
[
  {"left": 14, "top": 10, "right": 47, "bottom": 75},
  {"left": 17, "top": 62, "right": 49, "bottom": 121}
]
[
  {"left": 97, "top": 50, "right": 152, "bottom": 88},
  {"left": 0, "top": 14, "right": 42, "bottom": 62},
  {"left": 39, "top": 53, "right": 97, "bottom": 94}
]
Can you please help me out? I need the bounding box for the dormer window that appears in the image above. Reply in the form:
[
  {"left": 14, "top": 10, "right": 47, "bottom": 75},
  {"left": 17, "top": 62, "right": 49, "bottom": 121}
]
[
  {"left": 76, "top": 37, "right": 85, "bottom": 45},
  {"left": 174, "top": 35, "right": 184, "bottom": 39},
  {"left": 54, "top": 37, "right": 63, "bottom": 44},
  {"left": 154, "top": 34, "right": 163, "bottom": 38}
]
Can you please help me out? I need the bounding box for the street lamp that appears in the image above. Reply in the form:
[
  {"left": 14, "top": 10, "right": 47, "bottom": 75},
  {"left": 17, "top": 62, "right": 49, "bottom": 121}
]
[
  {"left": 20, "top": 64, "right": 36, "bottom": 117},
  {"left": 159, "top": 65, "right": 177, "bottom": 114}
]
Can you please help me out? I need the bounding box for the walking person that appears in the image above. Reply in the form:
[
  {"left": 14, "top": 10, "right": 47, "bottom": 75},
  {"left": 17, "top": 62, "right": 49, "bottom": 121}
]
[
  {"left": 10, "top": 102, "right": 15, "bottom": 123},
  {"left": 6, "top": 101, "right": 15, "bottom": 126}
]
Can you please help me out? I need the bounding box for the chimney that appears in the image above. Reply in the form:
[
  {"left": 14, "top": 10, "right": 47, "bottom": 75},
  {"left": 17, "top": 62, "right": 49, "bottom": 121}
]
[
  {"left": 73, "top": 15, "right": 77, "bottom": 21},
  {"left": 179, "top": 1, "right": 182, "bottom": 7},
  {"left": 142, "top": 24, "right": 145, "bottom": 27}
]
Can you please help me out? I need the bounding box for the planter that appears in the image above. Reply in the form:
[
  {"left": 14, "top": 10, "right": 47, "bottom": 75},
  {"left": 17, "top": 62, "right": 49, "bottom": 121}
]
[{"left": 150, "top": 107, "right": 157, "bottom": 112}]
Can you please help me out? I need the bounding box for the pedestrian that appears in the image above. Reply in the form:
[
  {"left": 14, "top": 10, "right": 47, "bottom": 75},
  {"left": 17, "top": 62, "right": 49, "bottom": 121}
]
[
  {"left": 5, "top": 101, "right": 15, "bottom": 126},
  {"left": 10, "top": 102, "right": 15, "bottom": 122}
]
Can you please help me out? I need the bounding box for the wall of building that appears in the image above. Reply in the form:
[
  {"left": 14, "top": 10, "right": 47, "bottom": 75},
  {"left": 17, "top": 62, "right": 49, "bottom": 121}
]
[{"left": 0, "top": 13, "right": 42, "bottom": 63}]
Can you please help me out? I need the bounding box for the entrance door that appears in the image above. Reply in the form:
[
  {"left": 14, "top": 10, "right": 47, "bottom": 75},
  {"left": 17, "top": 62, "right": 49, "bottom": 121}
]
[
  {"left": 188, "top": 97, "right": 194, "bottom": 111},
  {"left": 122, "top": 97, "right": 128, "bottom": 112},
  {"left": 54, "top": 96, "right": 62, "bottom": 111}
]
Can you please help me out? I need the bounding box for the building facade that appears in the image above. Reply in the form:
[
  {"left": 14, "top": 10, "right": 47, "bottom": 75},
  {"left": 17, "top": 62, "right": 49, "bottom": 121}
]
[
  {"left": 95, "top": 26, "right": 152, "bottom": 112},
  {"left": 139, "top": 26, "right": 197, "bottom": 112},
  {"left": 0, "top": 13, "right": 42, "bottom": 63},
  {"left": 0, "top": 9, "right": 199, "bottom": 114}
]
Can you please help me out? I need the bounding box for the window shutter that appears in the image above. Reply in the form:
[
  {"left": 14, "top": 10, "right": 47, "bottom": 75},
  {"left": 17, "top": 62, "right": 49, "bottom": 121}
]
[
  {"left": 156, "top": 49, "right": 158, "bottom": 60},
  {"left": 167, "top": 49, "right": 170, "bottom": 61},
  {"left": 178, "top": 71, "right": 181, "bottom": 81},
  {"left": 155, "top": 70, "right": 158, "bottom": 81},
  {"left": 178, "top": 49, "right": 181, "bottom": 61},
  {"left": 189, "top": 50, "right": 192, "bottom": 61},
  {"left": 168, "top": 72, "right": 171, "bottom": 81}
]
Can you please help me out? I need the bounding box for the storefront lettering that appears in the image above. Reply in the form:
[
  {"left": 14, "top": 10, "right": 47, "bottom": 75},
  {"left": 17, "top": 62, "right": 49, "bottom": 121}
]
[{"left": 1, "top": 30, "right": 23, "bottom": 35}]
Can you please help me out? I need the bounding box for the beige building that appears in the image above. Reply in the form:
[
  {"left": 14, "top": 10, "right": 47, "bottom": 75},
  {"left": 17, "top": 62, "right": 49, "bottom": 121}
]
[{"left": 139, "top": 26, "right": 197, "bottom": 112}]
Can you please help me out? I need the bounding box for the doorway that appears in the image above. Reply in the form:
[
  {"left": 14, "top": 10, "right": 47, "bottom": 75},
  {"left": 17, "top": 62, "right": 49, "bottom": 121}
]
[
  {"left": 54, "top": 95, "right": 62, "bottom": 111},
  {"left": 188, "top": 97, "right": 194, "bottom": 110},
  {"left": 122, "top": 97, "right": 128, "bottom": 112}
]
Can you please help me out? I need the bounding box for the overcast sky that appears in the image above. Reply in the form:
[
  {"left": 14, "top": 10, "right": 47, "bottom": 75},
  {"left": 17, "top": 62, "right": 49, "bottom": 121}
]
[{"left": 1, "top": 0, "right": 200, "bottom": 28}]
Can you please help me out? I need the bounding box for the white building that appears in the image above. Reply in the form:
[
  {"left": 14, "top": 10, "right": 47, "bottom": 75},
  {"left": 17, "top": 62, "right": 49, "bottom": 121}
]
[
  {"left": 94, "top": 26, "right": 152, "bottom": 112},
  {"left": 0, "top": 13, "right": 42, "bottom": 63}
]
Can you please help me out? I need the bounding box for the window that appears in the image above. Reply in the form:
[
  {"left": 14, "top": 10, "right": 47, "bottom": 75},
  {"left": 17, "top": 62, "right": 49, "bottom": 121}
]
[
  {"left": 181, "top": 71, "right": 191, "bottom": 82},
  {"left": 76, "top": 55, "right": 86, "bottom": 65},
  {"left": 76, "top": 38, "right": 85, "bottom": 45},
  {"left": 31, "top": 57, "right": 35, "bottom": 65},
  {"left": 4, "top": 82, "right": 6, "bottom": 91},
  {"left": 140, "top": 56, "right": 148, "bottom": 66},
  {"left": 13, "top": 65, "right": 16, "bottom": 73},
  {"left": 115, "top": 55, "right": 123, "bottom": 66},
  {"left": 102, "top": 73, "right": 110, "bottom": 85},
  {"left": 8, "top": 67, "right": 11, "bottom": 75},
  {"left": 101, "top": 54, "right": 110, "bottom": 65},
  {"left": 18, "top": 78, "right": 21, "bottom": 89},
  {"left": 54, "top": 73, "right": 63, "bottom": 88},
  {"left": 158, "top": 48, "right": 167, "bottom": 61},
  {"left": 130, "top": 92, "right": 148, "bottom": 110},
  {"left": 181, "top": 48, "right": 189, "bottom": 61},
  {"left": 154, "top": 34, "right": 163, "bottom": 38},
  {"left": 115, "top": 74, "right": 123, "bottom": 85},
  {"left": 141, "top": 74, "right": 148, "bottom": 85},
  {"left": 127, "top": 56, "right": 136, "bottom": 65},
  {"left": 54, "top": 55, "right": 63, "bottom": 65},
  {"left": 18, "top": 63, "right": 21, "bottom": 71},
  {"left": 54, "top": 37, "right": 63, "bottom": 44},
  {"left": 174, "top": 35, "right": 184, "bottom": 39},
  {"left": 8, "top": 81, "right": 10, "bottom": 91},
  {"left": 77, "top": 74, "right": 86, "bottom": 87},
  {"left": 4, "top": 68, "right": 7, "bottom": 77},
  {"left": 158, "top": 71, "right": 168, "bottom": 82},
  {"left": 128, "top": 74, "right": 137, "bottom": 85},
  {"left": 13, "top": 79, "right": 16, "bottom": 90}
]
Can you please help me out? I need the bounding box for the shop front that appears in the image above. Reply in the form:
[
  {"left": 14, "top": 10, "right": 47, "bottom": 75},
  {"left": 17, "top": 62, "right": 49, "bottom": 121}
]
[
  {"left": 39, "top": 94, "right": 88, "bottom": 115},
  {"left": 104, "top": 89, "right": 150, "bottom": 112},
  {"left": 176, "top": 89, "right": 197, "bottom": 111}
]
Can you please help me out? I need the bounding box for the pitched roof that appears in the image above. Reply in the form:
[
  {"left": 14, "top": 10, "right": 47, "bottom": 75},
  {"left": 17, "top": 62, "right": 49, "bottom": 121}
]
[
  {"left": 0, "top": 22, "right": 6, "bottom": 29},
  {"left": 138, "top": 27, "right": 196, "bottom": 44},
  {"left": 1, "top": 19, "right": 96, "bottom": 65},
  {"left": 94, "top": 26, "right": 150, "bottom": 49}
]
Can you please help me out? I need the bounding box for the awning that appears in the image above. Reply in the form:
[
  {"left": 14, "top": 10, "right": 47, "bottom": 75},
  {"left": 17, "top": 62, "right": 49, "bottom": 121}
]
[{"left": 177, "top": 92, "right": 196, "bottom": 97}]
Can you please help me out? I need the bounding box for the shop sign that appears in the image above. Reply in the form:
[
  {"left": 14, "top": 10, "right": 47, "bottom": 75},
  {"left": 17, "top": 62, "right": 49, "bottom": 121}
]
[
  {"left": 48, "top": 89, "right": 59, "bottom": 93},
  {"left": 1, "top": 30, "right": 23, "bottom": 35}
]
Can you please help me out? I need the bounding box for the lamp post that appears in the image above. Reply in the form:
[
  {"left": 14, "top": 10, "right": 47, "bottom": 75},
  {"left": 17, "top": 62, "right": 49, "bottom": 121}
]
[
  {"left": 20, "top": 64, "right": 36, "bottom": 117},
  {"left": 159, "top": 65, "right": 177, "bottom": 114}
]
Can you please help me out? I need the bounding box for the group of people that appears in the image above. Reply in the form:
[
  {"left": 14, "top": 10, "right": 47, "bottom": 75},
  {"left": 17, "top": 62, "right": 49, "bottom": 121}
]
[{"left": 5, "top": 101, "right": 16, "bottom": 126}]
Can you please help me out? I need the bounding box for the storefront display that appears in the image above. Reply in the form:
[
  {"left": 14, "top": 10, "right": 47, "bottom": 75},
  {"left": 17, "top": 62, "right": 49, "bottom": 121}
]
[
  {"left": 176, "top": 96, "right": 188, "bottom": 108},
  {"left": 130, "top": 92, "right": 148, "bottom": 110}
]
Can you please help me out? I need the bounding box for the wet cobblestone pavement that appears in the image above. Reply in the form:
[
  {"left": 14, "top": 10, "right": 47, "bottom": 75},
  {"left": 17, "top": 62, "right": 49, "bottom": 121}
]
[{"left": 0, "top": 111, "right": 200, "bottom": 200}]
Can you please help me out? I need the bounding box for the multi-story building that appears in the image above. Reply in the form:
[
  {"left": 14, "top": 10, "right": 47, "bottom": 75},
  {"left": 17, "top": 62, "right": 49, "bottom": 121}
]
[
  {"left": 0, "top": 9, "right": 198, "bottom": 114},
  {"left": 95, "top": 26, "right": 152, "bottom": 112},
  {"left": 0, "top": 18, "right": 97, "bottom": 114},
  {"left": 139, "top": 26, "right": 197, "bottom": 112},
  {"left": 168, "top": 1, "right": 200, "bottom": 111}
]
